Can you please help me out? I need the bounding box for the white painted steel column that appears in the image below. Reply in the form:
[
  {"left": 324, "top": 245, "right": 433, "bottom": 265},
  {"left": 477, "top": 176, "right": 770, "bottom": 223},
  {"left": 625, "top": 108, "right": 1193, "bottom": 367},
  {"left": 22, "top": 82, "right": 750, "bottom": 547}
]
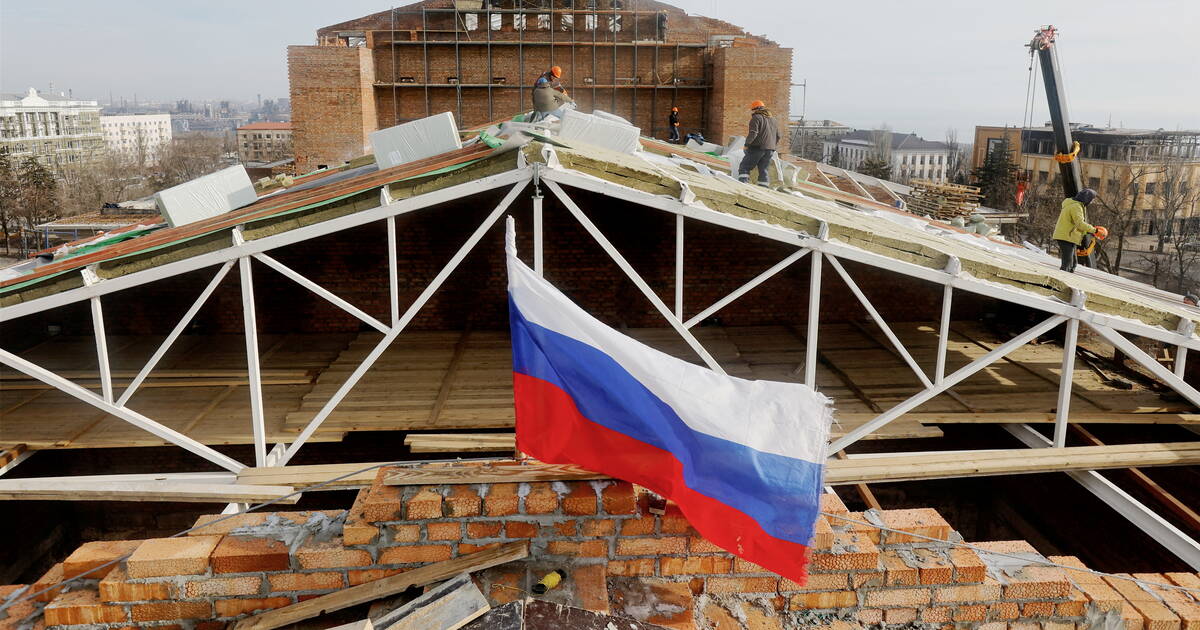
[
  {"left": 533, "top": 189, "right": 544, "bottom": 277},
  {"left": 239, "top": 256, "right": 267, "bottom": 467},
  {"left": 1177, "top": 348, "right": 1189, "bottom": 379},
  {"left": 1004, "top": 423, "right": 1200, "bottom": 569},
  {"left": 387, "top": 216, "right": 400, "bottom": 325},
  {"left": 805, "top": 251, "right": 822, "bottom": 388},
  {"left": 684, "top": 249, "right": 809, "bottom": 329},
  {"left": 117, "top": 261, "right": 234, "bottom": 407},
  {"left": 675, "top": 215, "right": 684, "bottom": 320},
  {"left": 829, "top": 314, "right": 1066, "bottom": 452},
  {"left": 280, "top": 180, "right": 529, "bottom": 465},
  {"left": 827, "top": 255, "right": 932, "bottom": 388},
  {"left": 936, "top": 285, "right": 952, "bottom": 385},
  {"left": 1053, "top": 317, "right": 1079, "bottom": 448},
  {"left": 0, "top": 348, "right": 246, "bottom": 472},
  {"left": 90, "top": 297, "right": 113, "bottom": 404},
  {"left": 544, "top": 180, "right": 726, "bottom": 375}
]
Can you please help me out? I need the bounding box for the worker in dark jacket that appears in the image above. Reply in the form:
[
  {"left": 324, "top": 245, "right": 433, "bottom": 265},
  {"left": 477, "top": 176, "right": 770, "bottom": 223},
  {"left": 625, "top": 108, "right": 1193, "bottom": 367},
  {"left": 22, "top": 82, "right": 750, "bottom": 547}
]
[
  {"left": 668, "top": 107, "right": 680, "bottom": 142},
  {"left": 531, "top": 66, "right": 573, "bottom": 122},
  {"left": 1052, "top": 188, "right": 1107, "bottom": 272},
  {"left": 738, "top": 100, "right": 781, "bottom": 186}
]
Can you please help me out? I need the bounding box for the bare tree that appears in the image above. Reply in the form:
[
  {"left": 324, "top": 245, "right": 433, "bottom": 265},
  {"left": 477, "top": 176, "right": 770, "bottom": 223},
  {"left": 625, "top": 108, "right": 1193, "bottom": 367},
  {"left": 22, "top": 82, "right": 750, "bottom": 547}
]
[
  {"left": 1091, "top": 162, "right": 1166, "bottom": 273},
  {"left": 150, "top": 133, "right": 227, "bottom": 190},
  {"left": 944, "top": 128, "right": 970, "bottom": 184},
  {"left": 0, "top": 148, "right": 19, "bottom": 256}
]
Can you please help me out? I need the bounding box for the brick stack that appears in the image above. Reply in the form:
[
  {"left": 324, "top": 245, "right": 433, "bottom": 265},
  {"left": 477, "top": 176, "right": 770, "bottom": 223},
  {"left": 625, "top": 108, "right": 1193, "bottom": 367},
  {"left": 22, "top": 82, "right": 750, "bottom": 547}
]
[{"left": 6, "top": 470, "right": 1200, "bottom": 630}]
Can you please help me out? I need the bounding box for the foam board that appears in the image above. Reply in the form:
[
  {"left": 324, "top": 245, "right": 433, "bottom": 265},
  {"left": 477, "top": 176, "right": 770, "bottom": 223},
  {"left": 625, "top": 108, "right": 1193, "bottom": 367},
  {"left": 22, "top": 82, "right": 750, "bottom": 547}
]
[
  {"left": 686, "top": 138, "right": 723, "bottom": 154},
  {"left": 154, "top": 165, "right": 257, "bottom": 229},
  {"left": 370, "top": 112, "right": 462, "bottom": 170},
  {"left": 592, "top": 109, "right": 633, "bottom": 126},
  {"left": 558, "top": 110, "right": 641, "bottom": 154}
]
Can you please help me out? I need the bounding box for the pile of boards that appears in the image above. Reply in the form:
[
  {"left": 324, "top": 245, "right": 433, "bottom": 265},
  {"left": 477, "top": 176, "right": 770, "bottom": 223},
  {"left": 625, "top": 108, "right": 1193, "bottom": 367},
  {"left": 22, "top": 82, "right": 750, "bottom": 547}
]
[{"left": 904, "top": 179, "right": 983, "bottom": 220}]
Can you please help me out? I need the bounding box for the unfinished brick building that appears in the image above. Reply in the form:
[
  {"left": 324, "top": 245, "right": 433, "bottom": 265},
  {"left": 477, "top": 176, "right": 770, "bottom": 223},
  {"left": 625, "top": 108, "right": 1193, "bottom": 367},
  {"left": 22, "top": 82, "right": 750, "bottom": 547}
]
[{"left": 288, "top": 0, "right": 792, "bottom": 171}]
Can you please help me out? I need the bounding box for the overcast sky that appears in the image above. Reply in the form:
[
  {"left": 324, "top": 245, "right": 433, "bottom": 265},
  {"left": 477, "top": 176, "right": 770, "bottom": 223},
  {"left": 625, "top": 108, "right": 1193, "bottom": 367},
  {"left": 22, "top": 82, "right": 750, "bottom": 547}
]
[{"left": 3, "top": 0, "right": 1198, "bottom": 140}]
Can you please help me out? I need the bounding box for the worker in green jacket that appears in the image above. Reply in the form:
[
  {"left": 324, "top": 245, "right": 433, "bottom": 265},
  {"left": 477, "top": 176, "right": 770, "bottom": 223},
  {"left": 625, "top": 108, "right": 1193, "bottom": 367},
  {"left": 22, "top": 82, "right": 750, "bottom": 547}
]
[{"left": 1053, "top": 188, "right": 1106, "bottom": 272}]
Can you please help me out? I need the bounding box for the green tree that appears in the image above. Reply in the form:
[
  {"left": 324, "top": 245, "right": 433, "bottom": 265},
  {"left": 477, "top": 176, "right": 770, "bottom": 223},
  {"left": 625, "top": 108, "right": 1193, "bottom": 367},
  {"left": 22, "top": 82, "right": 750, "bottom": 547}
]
[
  {"left": 0, "top": 148, "right": 19, "bottom": 256},
  {"left": 971, "top": 137, "right": 1020, "bottom": 210},
  {"left": 860, "top": 156, "right": 891, "bottom": 180}
]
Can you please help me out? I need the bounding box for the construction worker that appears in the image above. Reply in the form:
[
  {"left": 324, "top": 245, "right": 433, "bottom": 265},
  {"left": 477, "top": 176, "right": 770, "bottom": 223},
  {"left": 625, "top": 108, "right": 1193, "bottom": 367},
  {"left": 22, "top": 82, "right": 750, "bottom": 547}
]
[
  {"left": 531, "top": 66, "right": 574, "bottom": 122},
  {"left": 1052, "top": 188, "right": 1107, "bottom": 272},
  {"left": 668, "top": 107, "right": 680, "bottom": 143},
  {"left": 738, "top": 100, "right": 781, "bottom": 186}
]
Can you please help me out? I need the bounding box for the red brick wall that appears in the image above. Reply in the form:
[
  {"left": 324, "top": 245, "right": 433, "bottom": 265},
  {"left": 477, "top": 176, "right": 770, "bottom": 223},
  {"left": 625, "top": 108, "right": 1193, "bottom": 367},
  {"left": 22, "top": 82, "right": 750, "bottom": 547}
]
[
  {"left": 709, "top": 46, "right": 793, "bottom": 151},
  {"left": 288, "top": 45, "right": 377, "bottom": 173},
  {"left": 17, "top": 475, "right": 1194, "bottom": 630}
]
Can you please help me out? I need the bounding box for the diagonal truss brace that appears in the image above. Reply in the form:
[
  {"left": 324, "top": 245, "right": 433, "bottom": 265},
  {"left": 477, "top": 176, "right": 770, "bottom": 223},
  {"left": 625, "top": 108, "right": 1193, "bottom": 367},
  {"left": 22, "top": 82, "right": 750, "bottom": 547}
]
[
  {"left": 829, "top": 314, "right": 1068, "bottom": 452},
  {"left": 543, "top": 179, "right": 726, "bottom": 375},
  {"left": 253, "top": 253, "right": 390, "bottom": 334},
  {"left": 826, "top": 254, "right": 933, "bottom": 388},
  {"left": 1087, "top": 322, "right": 1200, "bottom": 409},
  {"left": 684, "top": 248, "right": 810, "bottom": 329},
  {"left": 278, "top": 180, "right": 529, "bottom": 465},
  {"left": 0, "top": 347, "right": 245, "bottom": 472}
]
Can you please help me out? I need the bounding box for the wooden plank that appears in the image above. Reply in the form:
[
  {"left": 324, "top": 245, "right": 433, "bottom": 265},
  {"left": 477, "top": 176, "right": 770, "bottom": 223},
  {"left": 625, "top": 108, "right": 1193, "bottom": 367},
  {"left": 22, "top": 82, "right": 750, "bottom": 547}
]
[
  {"left": 1070, "top": 425, "right": 1200, "bottom": 532},
  {"left": 0, "top": 480, "right": 299, "bottom": 503},
  {"left": 0, "top": 444, "right": 27, "bottom": 467},
  {"left": 374, "top": 572, "right": 488, "bottom": 630},
  {"left": 238, "top": 462, "right": 391, "bottom": 489},
  {"left": 406, "top": 433, "right": 516, "bottom": 453},
  {"left": 825, "top": 442, "right": 1200, "bottom": 485},
  {"left": 429, "top": 329, "right": 471, "bottom": 426},
  {"left": 231, "top": 542, "right": 527, "bottom": 630},
  {"left": 384, "top": 461, "right": 606, "bottom": 486},
  {"left": 907, "top": 412, "right": 1200, "bottom": 425}
]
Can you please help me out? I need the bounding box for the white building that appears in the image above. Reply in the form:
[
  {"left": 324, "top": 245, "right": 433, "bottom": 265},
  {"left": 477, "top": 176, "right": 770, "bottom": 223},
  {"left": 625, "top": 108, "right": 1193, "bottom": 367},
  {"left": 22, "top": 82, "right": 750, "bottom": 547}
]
[
  {"left": 0, "top": 87, "right": 105, "bottom": 173},
  {"left": 100, "top": 113, "right": 173, "bottom": 164},
  {"left": 823, "top": 130, "right": 953, "bottom": 183}
]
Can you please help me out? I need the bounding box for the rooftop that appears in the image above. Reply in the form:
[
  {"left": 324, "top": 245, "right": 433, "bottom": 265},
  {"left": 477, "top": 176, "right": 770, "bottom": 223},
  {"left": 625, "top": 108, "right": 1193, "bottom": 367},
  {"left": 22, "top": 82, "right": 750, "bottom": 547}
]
[{"left": 237, "top": 121, "right": 292, "bottom": 131}]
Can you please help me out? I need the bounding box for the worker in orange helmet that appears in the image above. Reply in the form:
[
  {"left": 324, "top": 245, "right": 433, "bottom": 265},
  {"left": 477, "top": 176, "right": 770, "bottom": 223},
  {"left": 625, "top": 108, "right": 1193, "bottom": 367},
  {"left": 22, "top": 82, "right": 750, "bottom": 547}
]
[
  {"left": 668, "top": 106, "right": 681, "bottom": 143},
  {"left": 737, "top": 100, "right": 781, "bottom": 186},
  {"left": 531, "top": 65, "right": 574, "bottom": 122},
  {"left": 1052, "top": 188, "right": 1107, "bottom": 272}
]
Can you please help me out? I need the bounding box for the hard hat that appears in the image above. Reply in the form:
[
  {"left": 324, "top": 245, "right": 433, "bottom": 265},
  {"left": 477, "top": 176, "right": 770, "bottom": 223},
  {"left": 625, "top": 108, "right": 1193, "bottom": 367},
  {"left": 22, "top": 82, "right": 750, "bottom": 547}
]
[
  {"left": 551, "top": 66, "right": 562, "bottom": 77},
  {"left": 749, "top": 100, "right": 765, "bottom": 110},
  {"left": 671, "top": 107, "right": 678, "bottom": 112}
]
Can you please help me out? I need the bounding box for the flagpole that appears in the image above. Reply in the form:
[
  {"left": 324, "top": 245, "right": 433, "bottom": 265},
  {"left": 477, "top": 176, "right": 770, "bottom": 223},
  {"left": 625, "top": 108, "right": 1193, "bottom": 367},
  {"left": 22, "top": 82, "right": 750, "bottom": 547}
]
[{"left": 505, "top": 216, "right": 529, "bottom": 462}]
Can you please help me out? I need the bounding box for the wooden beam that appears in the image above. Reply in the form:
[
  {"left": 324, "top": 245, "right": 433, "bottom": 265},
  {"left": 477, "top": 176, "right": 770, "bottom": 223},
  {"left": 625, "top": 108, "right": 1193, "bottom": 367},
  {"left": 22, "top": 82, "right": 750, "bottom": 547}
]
[
  {"left": 0, "top": 480, "right": 299, "bottom": 503},
  {"left": 406, "top": 433, "right": 516, "bottom": 453},
  {"left": 825, "top": 442, "right": 1200, "bottom": 485},
  {"left": 907, "top": 412, "right": 1200, "bottom": 425},
  {"left": 231, "top": 542, "right": 528, "bottom": 630},
  {"left": 237, "top": 462, "right": 387, "bottom": 490},
  {"left": 383, "top": 460, "right": 606, "bottom": 486},
  {"left": 1070, "top": 425, "right": 1200, "bottom": 532},
  {"left": 833, "top": 449, "right": 881, "bottom": 511},
  {"left": 0, "top": 444, "right": 28, "bottom": 468},
  {"left": 428, "top": 329, "right": 470, "bottom": 426},
  {"left": 373, "top": 572, "right": 488, "bottom": 630}
]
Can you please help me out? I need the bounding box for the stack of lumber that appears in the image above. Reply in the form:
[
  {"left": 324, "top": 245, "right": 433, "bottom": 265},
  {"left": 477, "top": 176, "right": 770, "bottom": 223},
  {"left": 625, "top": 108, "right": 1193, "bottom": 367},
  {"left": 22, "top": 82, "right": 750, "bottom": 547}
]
[{"left": 904, "top": 180, "right": 983, "bottom": 220}]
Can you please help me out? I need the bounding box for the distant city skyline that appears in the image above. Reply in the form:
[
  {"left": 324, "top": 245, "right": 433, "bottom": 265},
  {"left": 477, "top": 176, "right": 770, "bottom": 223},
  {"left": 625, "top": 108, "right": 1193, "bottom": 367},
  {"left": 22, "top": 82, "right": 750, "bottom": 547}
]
[{"left": 3, "top": 0, "right": 1198, "bottom": 140}]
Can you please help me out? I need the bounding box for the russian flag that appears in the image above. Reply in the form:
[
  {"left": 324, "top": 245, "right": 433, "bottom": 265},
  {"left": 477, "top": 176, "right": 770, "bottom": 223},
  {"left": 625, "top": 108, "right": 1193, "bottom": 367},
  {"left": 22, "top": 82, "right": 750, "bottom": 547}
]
[{"left": 505, "top": 219, "right": 832, "bottom": 584}]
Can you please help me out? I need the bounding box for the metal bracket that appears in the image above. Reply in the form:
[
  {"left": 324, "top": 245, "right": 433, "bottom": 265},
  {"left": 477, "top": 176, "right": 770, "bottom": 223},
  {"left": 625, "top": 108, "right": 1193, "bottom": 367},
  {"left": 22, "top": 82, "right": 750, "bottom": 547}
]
[
  {"left": 1177, "top": 316, "right": 1196, "bottom": 337},
  {"left": 679, "top": 181, "right": 696, "bottom": 205},
  {"left": 80, "top": 265, "right": 101, "bottom": 286},
  {"left": 943, "top": 255, "right": 961, "bottom": 277},
  {"left": 532, "top": 162, "right": 543, "bottom": 198},
  {"left": 231, "top": 226, "right": 246, "bottom": 247},
  {"left": 816, "top": 221, "right": 829, "bottom": 241},
  {"left": 380, "top": 184, "right": 395, "bottom": 206}
]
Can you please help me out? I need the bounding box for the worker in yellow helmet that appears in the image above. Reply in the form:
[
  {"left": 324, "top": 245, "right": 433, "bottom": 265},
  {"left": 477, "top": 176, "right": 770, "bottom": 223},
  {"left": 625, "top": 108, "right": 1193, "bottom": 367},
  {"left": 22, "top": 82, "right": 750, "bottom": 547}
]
[
  {"left": 668, "top": 106, "right": 680, "bottom": 143},
  {"left": 531, "top": 65, "right": 573, "bottom": 122},
  {"left": 737, "top": 100, "right": 781, "bottom": 186}
]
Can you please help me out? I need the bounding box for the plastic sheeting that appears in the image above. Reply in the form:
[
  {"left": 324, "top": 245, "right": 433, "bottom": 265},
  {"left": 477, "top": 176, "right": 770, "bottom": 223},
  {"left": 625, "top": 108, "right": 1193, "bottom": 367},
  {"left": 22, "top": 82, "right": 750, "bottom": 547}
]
[
  {"left": 558, "top": 110, "right": 641, "bottom": 154},
  {"left": 154, "top": 165, "right": 257, "bottom": 229},
  {"left": 370, "top": 111, "right": 463, "bottom": 170}
]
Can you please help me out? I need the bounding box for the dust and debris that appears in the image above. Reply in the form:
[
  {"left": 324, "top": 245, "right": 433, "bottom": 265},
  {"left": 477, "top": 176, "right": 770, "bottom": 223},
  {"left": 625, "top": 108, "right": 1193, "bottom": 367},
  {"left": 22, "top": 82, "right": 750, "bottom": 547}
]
[
  {"left": 1082, "top": 601, "right": 1125, "bottom": 630},
  {"left": 975, "top": 549, "right": 1046, "bottom": 585},
  {"left": 517, "top": 483, "right": 532, "bottom": 498},
  {"left": 229, "top": 511, "right": 347, "bottom": 554},
  {"left": 550, "top": 481, "right": 572, "bottom": 496}
]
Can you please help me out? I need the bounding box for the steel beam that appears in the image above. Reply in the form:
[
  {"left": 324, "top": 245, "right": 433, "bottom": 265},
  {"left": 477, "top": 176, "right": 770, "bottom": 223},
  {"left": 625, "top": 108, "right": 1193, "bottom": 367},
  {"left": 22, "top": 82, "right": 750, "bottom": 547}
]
[
  {"left": 388, "top": 216, "right": 400, "bottom": 324},
  {"left": 1087, "top": 323, "right": 1200, "bottom": 409},
  {"left": 805, "top": 251, "right": 822, "bottom": 388},
  {"left": 829, "top": 315, "right": 1066, "bottom": 452},
  {"left": 936, "top": 285, "right": 952, "bottom": 384},
  {"left": 827, "top": 254, "right": 932, "bottom": 388},
  {"left": 254, "top": 253, "right": 390, "bottom": 334},
  {"left": 0, "top": 452, "right": 32, "bottom": 478},
  {"left": 279, "top": 180, "right": 529, "bottom": 465},
  {"left": 89, "top": 297, "right": 113, "bottom": 404},
  {"left": 117, "top": 261, "right": 234, "bottom": 407},
  {"left": 675, "top": 214, "right": 684, "bottom": 320},
  {"left": 1054, "top": 317, "right": 1080, "bottom": 448},
  {"left": 239, "top": 256, "right": 267, "bottom": 467},
  {"left": 1004, "top": 423, "right": 1200, "bottom": 570},
  {"left": 533, "top": 182, "right": 544, "bottom": 277},
  {"left": 0, "top": 348, "right": 245, "bottom": 472},
  {"left": 544, "top": 180, "right": 726, "bottom": 375},
  {"left": 684, "top": 249, "right": 809, "bottom": 329}
]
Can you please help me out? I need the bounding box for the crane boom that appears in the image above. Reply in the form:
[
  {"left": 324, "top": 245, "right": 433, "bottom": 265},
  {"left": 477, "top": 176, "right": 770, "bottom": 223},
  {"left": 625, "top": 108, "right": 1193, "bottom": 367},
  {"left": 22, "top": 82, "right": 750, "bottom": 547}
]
[{"left": 1029, "top": 26, "right": 1083, "bottom": 198}]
